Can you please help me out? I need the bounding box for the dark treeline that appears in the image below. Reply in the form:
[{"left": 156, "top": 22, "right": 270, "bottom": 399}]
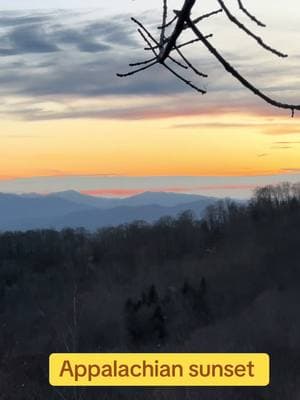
[{"left": 0, "top": 183, "right": 300, "bottom": 399}]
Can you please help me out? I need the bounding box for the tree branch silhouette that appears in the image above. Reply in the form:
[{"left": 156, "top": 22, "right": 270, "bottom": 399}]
[{"left": 117, "top": 0, "right": 300, "bottom": 116}]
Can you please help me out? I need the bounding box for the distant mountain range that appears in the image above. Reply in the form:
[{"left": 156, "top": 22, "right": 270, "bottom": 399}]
[{"left": 0, "top": 191, "right": 219, "bottom": 231}]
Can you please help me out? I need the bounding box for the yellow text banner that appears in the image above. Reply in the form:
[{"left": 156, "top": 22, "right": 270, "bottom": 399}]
[{"left": 49, "top": 353, "right": 270, "bottom": 387}]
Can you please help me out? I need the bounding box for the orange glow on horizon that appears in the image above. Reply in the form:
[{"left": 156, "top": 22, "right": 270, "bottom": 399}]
[
  {"left": 0, "top": 111, "right": 299, "bottom": 180},
  {"left": 81, "top": 184, "right": 261, "bottom": 198}
]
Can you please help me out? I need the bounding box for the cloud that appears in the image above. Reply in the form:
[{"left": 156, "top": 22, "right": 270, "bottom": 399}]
[
  {"left": 81, "top": 184, "right": 259, "bottom": 198},
  {"left": 0, "top": 13, "right": 51, "bottom": 27},
  {"left": 162, "top": 185, "right": 259, "bottom": 192},
  {"left": 1, "top": 174, "right": 300, "bottom": 199},
  {"left": 85, "top": 19, "right": 138, "bottom": 47},
  {"left": 271, "top": 145, "right": 292, "bottom": 149},
  {"left": 3, "top": 97, "right": 295, "bottom": 122},
  {"left": 0, "top": 9, "right": 299, "bottom": 122},
  {"left": 11, "top": 58, "right": 195, "bottom": 98},
  {"left": 171, "top": 122, "right": 274, "bottom": 129},
  {"left": 257, "top": 153, "right": 269, "bottom": 157},
  {"left": 51, "top": 27, "right": 111, "bottom": 53},
  {"left": 263, "top": 125, "right": 300, "bottom": 135},
  {"left": 281, "top": 168, "right": 300, "bottom": 173},
  {"left": 0, "top": 24, "right": 60, "bottom": 56},
  {"left": 0, "top": 11, "right": 134, "bottom": 57},
  {"left": 274, "top": 141, "right": 300, "bottom": 144},
  {"left": 81, "top": 189, "right": 142, "bottom": 197},
  {"left": 0, "top": 98, "right": 264, "bottom": 122}
]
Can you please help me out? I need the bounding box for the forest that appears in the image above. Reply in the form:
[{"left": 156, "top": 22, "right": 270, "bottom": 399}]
[{"left": 0, "top": 182, "right": 300, "bottom": 400}]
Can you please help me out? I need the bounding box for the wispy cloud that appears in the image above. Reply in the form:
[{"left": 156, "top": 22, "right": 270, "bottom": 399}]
[
  {"left": 281, "top": 168, "right": 300, "bottom": 173},
  {"left": 0, "top": 24, "right": 59, "bottom": 56},
  {"left": 171, "top": 122, "right": 257, "bottom": 129},
  {"left": 0, "top": 12, "right": 135, "bottom": 57},
  {"left": 0, "top": 13, "right": 51, "bottom": 27},
  {"left": 81, "top": 189, "right": 142, "bottom": 197},
  {"left": 271, "top": 144, "right": 293, "bottom": 149},
  {"left": 257, "top": 153, "right": 269, "bottom": 158},
  {"left": 274, "top": 141, "right": 300, "bottom": 144},
  {"left": 263, "top": 125, "right": 300, "bottom": 135},
  {"left": 81, "top": 184, "right": 260, "bottom": 198}
]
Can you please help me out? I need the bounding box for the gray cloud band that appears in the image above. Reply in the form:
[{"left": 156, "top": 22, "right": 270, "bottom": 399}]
[{"left": 0, "top": 10, "right": 298, "bottom": 121}]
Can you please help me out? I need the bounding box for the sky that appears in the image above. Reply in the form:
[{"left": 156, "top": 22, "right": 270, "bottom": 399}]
[{"left": 0, "top": 0, "right": 300, "bottom": 198}]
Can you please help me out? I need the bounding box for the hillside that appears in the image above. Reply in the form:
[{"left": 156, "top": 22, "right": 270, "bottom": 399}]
[{"left": 0, "top": 183, "right": 299, "bottom": 399}]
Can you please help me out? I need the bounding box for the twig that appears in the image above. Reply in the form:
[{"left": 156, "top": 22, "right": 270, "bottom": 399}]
[
  {"left": 237, "top": 0, "right": 266, "bottom": 27},
  {"left": 182, "top": 8, "right": 223, "bottom": 30},
  {"left": 217, "top": 0, "right": 287, "bottom": 57},
  {"left": 137, "top": 28, "right": 158, "bottom": 57},
  {"left": 162, "top": 61, "right": 206, "bottom": 94},
  {"left": 158, "top": 15, "right": 177, "bottom": 29},
  {"left": 176, "top": 35, "right": 211, "bottom": 49},
  {"left": 129, "top": 56, "right": 157, "bottom": 67},
  {"left": 144, "top": 35, "right": 211, "bottom": 51},
  {"left": 117, "top": 60, "right": 158, "bottom": 77},
  {"left": 175, "top": 47, "right": 208, "bottom": 77}
]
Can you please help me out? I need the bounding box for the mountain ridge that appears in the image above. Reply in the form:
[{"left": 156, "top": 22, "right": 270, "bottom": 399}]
[{"left": 0, "top": 191, "right": 220, "bottom": 231}]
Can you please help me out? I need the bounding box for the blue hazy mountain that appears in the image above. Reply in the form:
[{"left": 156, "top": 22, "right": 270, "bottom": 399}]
[
  {"left": 0, "top": 192, "right": 87, "bottom": 218},
  {"left": 0, "top": 191, "right": 219, "bottom": 231},
  {"left": 50, "top": 190, "right": 216, "bottom": 209}
]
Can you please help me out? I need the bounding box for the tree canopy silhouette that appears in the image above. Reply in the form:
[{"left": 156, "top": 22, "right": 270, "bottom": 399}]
[{"left": 118, "top": 0, "right": 300, "bottom": 116}]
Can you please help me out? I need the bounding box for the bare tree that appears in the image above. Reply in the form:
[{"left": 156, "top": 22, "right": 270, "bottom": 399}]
[{"left": 118, "top": 0, "right": 300, "bottom": 116}]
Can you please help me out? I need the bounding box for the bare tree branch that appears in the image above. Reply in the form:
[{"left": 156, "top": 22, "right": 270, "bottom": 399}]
[
  {"left": 159, "top": 0, "right": 196, "bottom": 63},
  {"left": 136, "top": 21, "right": 206, "bottom": 93},
  {"left": 117, "top": 0, "right": 299, "bottom": 115},
  {"left": 131, "top": 17, "right": 188, "bottom": 68},
  {"left": 159, "top": 0, "right": 168, "bottom": 47},
  {"left": 186, "top": 17, "right": 300, "bottom": 115}
]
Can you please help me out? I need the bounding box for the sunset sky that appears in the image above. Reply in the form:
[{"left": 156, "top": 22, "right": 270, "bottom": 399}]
[{"left": 0, "top": 0, "right": 300, "bottom": 198}]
